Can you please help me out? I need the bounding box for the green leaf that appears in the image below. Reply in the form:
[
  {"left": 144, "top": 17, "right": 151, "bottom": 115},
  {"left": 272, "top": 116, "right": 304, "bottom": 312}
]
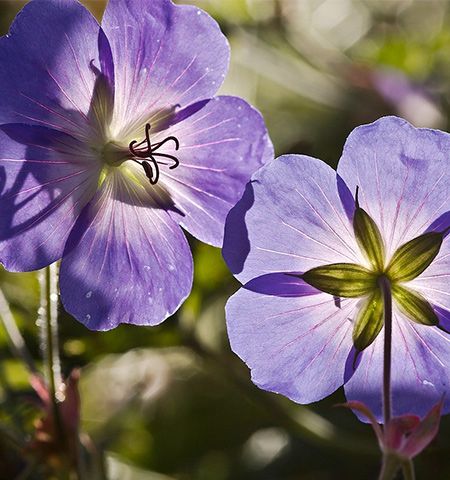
[
  {"left": 302, "top": 263, "right": 376, "bottom": 298},
  {"left": 387, "top": 232, "right": 443, "bottom": 282},
  {"left": 353, "top": 196, "right": 385, "bottom": 271},
  {"left": 352, "top": 288, "right": 384, "bottom": 351},
  {"left": 392, "top": 284, "right": 439, "bottom": 326}
]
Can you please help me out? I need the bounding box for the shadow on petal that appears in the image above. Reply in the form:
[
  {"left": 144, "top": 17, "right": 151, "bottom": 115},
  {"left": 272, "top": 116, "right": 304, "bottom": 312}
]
[
  {"left": 243, "top": 273, "right": 320, "bottom": 298},
  {"left": 425, "top": 210, "right": 450, "bottom": 237},
  {"left": 344, "top": 346, "right": 362, "bottom": 383},
  {"left": 433, "top": 305, "right": 450, "bottom": 333},
  {"left": 336, "top": 173, "right": 356, "bottom": 224},
  {"left": 222, "top": 180, "right": 256, "bottom": 275}
]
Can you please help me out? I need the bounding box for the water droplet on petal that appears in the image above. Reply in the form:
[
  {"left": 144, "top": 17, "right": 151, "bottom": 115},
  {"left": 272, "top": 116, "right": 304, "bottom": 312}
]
[
  {"left": 143, "top": 265, "right": 151, "bottom": 271},
  {"left": 423, "top": 380, "right": 434, "bottom": 387},
  {"left": 85, "top": 291, "right": 93, "bottom": 299},
  {"left": 168, "top": 264, "right": 175, "bottom": 272},
  {"left": 85, "top": 314, "right": 91, "bottom": 321}
]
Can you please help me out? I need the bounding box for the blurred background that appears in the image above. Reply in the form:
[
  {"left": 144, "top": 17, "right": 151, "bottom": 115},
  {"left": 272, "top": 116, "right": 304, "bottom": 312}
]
[{"left": 1, "top": 0, "right": 450, "bottom": 479}]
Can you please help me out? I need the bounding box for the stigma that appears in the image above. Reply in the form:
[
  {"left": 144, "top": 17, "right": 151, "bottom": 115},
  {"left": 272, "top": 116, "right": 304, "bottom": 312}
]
[{"left": 129, "top": 123, "right": 180, "bottom": 185}]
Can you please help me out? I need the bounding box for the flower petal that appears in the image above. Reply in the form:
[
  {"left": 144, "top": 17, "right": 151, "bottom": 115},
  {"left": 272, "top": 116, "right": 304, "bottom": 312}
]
[
  {"left": 59, "top": 171, "right": 193, "bottom": 330},
  {"left": 337, "top": 116, "right": 450, "bottom": 259},
  {"left": 0, "top": 124, "right": 100, "bottom": 271},
  {"left": 408, "top": 236, "right": 450, "bottom": 314},
  {"left": 0, "top": 0, "right": 111, "bottom": 140},
  {"left": 102, "top": 0, "right": 230, "bottom": 138},
  {"left": 226, "top": 273, "right": 357, "bottom": 403},
  {"left": 156, "top": 96, "right": 272, "bottom": 246},
  {"left": 223, "top": 155, "right": 363, "bottom": 284},
  {"left": 344, "top": 308, "right": 450, "bottom": 421}
]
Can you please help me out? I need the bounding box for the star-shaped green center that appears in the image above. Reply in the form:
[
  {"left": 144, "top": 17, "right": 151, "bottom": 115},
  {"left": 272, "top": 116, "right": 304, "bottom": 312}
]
[{"left": 301, "top": 189, "right": 446, "bottom": 352}]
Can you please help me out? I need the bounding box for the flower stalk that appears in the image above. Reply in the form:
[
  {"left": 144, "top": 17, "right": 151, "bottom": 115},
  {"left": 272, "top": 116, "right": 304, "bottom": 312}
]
[
  {"left": 378, "top": 274, "right": 396, "bottom": 480},
  {"left": 377, "top": 274, "right": 419, "bottom": 480},
  {"left": 38, "top": 264, "right": 64, "bottom": 441},
  {"left": 378, "top": 275, "right": 392, "bottom": 425},
  {"left": 378, "top": 453, "right": 400, "bottom": 480},
  {"left": 401, "top": 460, "right": 416, "bottom": 480}
]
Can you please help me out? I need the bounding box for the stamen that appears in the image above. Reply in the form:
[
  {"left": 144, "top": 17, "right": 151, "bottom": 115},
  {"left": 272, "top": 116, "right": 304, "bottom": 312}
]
[{"left": 128, "top": 123, "right": 180, "bottom": 185}]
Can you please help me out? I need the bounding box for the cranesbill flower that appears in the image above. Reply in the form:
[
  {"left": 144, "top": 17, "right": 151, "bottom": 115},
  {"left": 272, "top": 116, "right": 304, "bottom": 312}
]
[
  {"left": 224, "top": 116, "right": 450, "bottom": 420},
  {"left": 0, "top": 0, "right": 272, "bottom": 329}
]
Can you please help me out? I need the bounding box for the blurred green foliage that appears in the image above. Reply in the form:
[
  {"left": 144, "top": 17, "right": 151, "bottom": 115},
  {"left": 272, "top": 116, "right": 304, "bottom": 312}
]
[{"left": 1, "top": 0, "right": 450, "bottom": 479}]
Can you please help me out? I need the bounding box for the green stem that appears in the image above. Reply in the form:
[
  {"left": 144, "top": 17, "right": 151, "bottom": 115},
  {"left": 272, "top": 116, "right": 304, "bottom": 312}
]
[
  {"left": 401, "top": 460, "right": 416, "bottom": 480},
  {"left": 378, "top": 275, "right": 392, "bottom": 425},
  {"left": 378, "top": 453, "right": 400, "bottom": 480},
  {"left": 39, "top": 264, "right": 64, "bottom": 441}
]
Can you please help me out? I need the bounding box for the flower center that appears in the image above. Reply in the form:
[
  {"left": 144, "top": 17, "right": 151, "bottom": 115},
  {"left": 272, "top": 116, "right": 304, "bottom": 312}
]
[
  {"left": 298, "top": 187, "right": 448, "bottom": 352},
  {"left": 128, "top": 123, "right": 180, "bottom": 185}
]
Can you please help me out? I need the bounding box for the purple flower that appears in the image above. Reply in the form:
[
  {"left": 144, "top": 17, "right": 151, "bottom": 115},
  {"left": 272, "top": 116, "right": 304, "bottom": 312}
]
[
  {"left": 0, "top": 0, "right": 272, "bottom": 329},
  {"left": 224, "top": 116, "right": 450, "bottom": 420}
]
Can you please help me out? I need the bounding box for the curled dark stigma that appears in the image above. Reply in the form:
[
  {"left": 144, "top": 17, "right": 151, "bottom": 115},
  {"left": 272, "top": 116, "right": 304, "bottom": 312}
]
[{"left": 129, "top": 123, "right": 180, "bottom": 185}]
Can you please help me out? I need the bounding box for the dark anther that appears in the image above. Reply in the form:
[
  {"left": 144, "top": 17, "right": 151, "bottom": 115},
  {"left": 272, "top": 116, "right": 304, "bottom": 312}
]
[
  {"left": 129, "top": 123, "right": 180, "bottom": 185},
  {"left": 355, "top": 185, "right": 360, "bottom": 209}
]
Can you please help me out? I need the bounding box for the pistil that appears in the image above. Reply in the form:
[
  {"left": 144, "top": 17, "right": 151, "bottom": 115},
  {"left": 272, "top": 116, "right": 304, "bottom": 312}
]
[{"left": 129, "top": 123, "right": 180, "bottom": 185}]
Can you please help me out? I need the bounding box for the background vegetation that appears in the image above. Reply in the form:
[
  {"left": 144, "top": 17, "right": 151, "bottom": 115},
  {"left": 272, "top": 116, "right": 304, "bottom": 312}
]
[{"left": 1, "top": 0, "right": 450, "bottom": 478}]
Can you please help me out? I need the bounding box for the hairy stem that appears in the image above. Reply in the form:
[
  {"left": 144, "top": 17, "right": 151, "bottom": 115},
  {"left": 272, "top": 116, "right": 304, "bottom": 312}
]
[
  {"left": 401, "top": 460, "right": 416, "bottom": 480},
  {"left": 378, "top": 275, "right": 392, "bottom": 425},
  {"left": 38, "top": 264, "right": 63, "bottom": 439},
  {"left": 378, "top": 453, "right": 399, "bottom": 480}
]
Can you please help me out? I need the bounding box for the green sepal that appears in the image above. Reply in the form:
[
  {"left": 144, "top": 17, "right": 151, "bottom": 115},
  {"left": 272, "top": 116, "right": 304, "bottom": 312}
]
[
  {"left": 386, "top": 232, "right": 443, "bottom": 282},
  {"left": 352, "top": 288, "right": 384, "bottom": 351},
  {"left": 302, "top": 263, "right": 376, "bottom": 298},
  {"left": 392, "top": 284, "right": 439, "bottom": 326},
  {"left": 353, "top": 202, "right": 385, "bottom": 272}
]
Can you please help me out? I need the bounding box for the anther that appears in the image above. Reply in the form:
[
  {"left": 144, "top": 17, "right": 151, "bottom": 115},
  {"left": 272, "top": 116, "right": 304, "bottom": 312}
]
[{"left": 128, "top": 123, "right": 180, "bottom": 185}]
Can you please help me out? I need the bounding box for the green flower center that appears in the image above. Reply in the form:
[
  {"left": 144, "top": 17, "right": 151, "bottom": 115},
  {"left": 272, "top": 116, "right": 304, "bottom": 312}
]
[{"left": 301, "top": 189, "right": 446, "bottom": 352}]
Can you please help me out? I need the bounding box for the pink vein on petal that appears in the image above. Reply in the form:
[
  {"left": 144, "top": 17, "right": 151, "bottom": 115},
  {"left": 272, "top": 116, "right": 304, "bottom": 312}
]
[{"left": 6, "top": 168, "right": 90, "bottom": 198}]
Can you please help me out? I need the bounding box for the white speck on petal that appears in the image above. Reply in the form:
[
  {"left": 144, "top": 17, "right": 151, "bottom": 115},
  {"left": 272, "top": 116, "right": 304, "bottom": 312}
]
[
  {"left": 422, "top": 380, "right": 434, "bottom": 387},
  {"left": 143, "top": 265, "right": 151, "bottom": 271},
  {"left": 85, "top": 291, "right": 93, "bottom": 299},
  {"left": 85, "top": 314, "right": 91, "bottom": 321}
]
